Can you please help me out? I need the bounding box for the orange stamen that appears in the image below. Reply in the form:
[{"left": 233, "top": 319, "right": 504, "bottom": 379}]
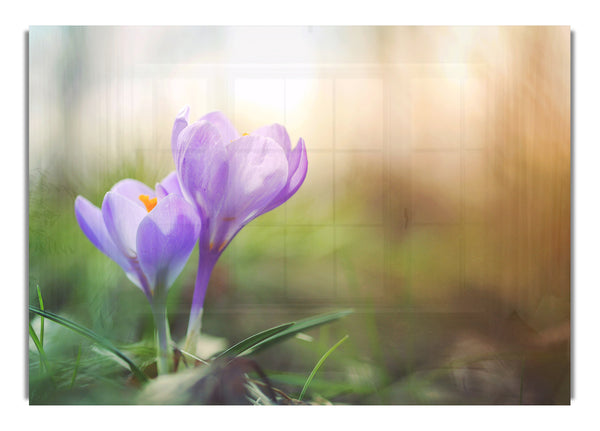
[{"left": 139, "top": 195, "right": 157, "bottom": 212}]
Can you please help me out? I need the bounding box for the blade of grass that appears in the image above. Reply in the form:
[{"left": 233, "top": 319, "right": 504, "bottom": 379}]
[
  {"left": 298, "top": 334, "right": 349, "bottom": 401},
  {"left": 29, "top": 323, "right": 50, "bottom": 373},
  {"left": 212, "top": 322, "right": 295, "bottom": 359},
  {"left": 248, "top": 309, "right": 353, "bottom": 355},
  {"left": 176, "top": 346, "right": 210, "bottom": 366},
  {"left": 268, "top": 372, "right": 374, "bottom": 397},
  {"left": 28, "top": 305, "right": 148, "bottom": 383},
  {"left": 36, "top": 284, "right": 45, "bottom": 346},
  {"left": 70, "top": 345, "right": 82, "bottom": 389}
]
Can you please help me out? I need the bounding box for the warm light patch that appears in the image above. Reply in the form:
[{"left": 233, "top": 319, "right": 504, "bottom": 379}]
[{"left": 139, "top": 195, "right": 157, "bottom": 212}]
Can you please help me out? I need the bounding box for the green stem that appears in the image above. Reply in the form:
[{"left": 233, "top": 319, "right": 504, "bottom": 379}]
[
  {"left": 151, "top": 301, "right": 171, "bottom": 376},
  {"left": 150, "top": 280, "right": 172, "bottom": 376}
]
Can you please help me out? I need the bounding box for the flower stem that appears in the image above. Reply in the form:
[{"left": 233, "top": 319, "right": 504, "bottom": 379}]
[
  {"left": 185, "top": 250, "right": 219, "bottom": 352},
  {"left": 151, "top": 295, "right": 171, "bottom": 376}
]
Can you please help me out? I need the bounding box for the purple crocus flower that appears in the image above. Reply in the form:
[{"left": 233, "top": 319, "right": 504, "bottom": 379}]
[
  {"left": 171, "top": 107, "right": 308, "bottom": 346},
  {"left": 74, "top": 174, "right": 201, "bottom": 374}
]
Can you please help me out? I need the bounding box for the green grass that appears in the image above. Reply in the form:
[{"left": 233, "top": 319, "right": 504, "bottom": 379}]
[
  {"left": 299, "top": 334, "right": 349, "bottom": 401},
  {"left": 29, "top": 306, "right": 148, "bottom": 383}
]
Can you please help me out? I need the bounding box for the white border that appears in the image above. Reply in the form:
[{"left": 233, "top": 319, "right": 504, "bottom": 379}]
[{"left": 4, "top": 1, "right": 599, "bottom": 429}]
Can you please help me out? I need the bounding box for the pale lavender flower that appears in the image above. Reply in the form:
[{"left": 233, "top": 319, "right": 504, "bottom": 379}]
[
  {"left": 171, "top": 107, "right": 308, "bottom": 345},
  {"left": 74, "top": 174, "right": 201, "bottom": 373}
]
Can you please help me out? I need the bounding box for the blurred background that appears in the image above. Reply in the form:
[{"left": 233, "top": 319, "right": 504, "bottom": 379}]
[{"left": 29, "top": 26, "right": 570, "bottom": 404}]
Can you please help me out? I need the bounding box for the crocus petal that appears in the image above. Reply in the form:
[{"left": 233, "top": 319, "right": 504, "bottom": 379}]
[
  {"left": 122, "top": 271, "right": 149, "bottom": 294},
  {"left": 178, "top": 120, "right": 229, "bottom": 218},
  {"left": 74, "top": 196, "right": 132, "bottom": 272},
  {"left": 137, "top": 194, "right": 201, "bottom": 290},
  {"left": 156, "top": 171, "right": 183, "bottom": 199},
  {"left": 220, "top": 135, "right": 288, "bottom": 226},
  {"left": 102, "top": 191, "right": 148, "bottom": 258},
  {"left": 285, "top": 137, "right": 309, "bottom": 198},
  {"left": 155, "top": 184, "right": 168, "bottom": 200},
  {"left": 110, "top": 179, "right": 155, "bottom": 208},
  {"left": 251, "top": 123, "right": 292, "bottom": 155},
  {"left": 262, "top": 138, "right": 308, "bottom": 214},
  {"left": 171, "top": 105, "right": 190, "bottom": 163},
  {"left": 198, "top": 111, "right": 240, "bottom": 143}
]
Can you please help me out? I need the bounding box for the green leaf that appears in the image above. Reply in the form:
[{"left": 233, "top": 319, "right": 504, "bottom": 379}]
[
  {"left": 299, "top": 334, "right": 349, "bottom": 401},
  {"left": 212, "top": 309, "right": 353, "bottom": 360},
  {"left": 212, "top": 322, "right": 295, "bottom": 359},
  {"left": 248, "top": 309, "right": 353, "bottom": 355},
  {"left": 28, "top": 305, "right": 148, "bottom": 383}
]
